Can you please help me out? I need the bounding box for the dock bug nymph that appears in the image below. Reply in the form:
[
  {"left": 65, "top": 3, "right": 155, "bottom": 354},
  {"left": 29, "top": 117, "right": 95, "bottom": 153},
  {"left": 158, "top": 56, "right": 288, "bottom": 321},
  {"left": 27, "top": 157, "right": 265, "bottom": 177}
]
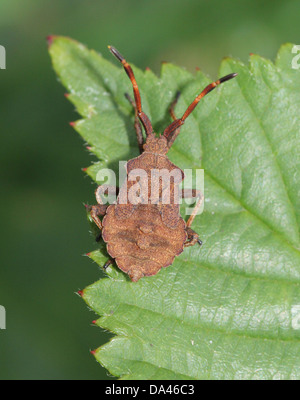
[{"left": 87, "top": 46, "right": 237, "bottom": 281}]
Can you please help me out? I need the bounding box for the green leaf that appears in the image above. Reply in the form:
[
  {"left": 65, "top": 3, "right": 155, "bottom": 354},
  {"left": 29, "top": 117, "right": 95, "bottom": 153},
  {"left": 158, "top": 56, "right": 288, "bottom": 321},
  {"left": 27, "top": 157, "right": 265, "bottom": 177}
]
[{"left": 49, "top": 37, "right": 300, "bottom": 380}]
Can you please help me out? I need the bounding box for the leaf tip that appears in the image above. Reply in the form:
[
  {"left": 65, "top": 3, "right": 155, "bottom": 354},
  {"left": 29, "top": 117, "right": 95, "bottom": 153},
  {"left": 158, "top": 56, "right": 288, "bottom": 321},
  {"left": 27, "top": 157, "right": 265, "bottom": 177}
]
[
  {"left": 46, "top": 35, "right": 57, "bottom": 48},
  {"left": 77, "top": 289, "right": 84, "bottom": 297}
]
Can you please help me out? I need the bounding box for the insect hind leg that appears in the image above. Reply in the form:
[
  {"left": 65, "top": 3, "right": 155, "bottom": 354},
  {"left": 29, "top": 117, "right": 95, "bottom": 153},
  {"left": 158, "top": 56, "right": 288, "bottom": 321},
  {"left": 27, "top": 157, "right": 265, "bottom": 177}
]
[
  {"left": 184, "top": 227, "right": 202, "bottom": 247},
  {"left": 181, "top": 188, "right": 204, "bottom": 247}
]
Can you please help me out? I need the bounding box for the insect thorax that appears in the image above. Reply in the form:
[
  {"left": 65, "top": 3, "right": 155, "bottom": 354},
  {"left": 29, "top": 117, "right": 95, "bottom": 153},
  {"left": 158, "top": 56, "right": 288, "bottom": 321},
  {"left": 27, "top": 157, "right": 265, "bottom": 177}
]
[{"left": 143, "top": 135, "right": 169, "bottom": 155}]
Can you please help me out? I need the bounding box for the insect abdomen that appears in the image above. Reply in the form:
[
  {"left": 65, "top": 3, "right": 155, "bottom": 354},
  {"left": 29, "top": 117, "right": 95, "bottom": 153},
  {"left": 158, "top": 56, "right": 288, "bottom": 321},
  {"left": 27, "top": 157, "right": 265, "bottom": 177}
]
[{"left": 102, "top": 204, "right": 186, "bottom": 281}]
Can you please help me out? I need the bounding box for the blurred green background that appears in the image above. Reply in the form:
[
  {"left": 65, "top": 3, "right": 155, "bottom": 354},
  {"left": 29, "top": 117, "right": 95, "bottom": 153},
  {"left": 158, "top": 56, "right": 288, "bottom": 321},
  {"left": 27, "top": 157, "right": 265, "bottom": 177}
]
[{"left": 0, "top": 0, "right": 299, "bottom": 380}]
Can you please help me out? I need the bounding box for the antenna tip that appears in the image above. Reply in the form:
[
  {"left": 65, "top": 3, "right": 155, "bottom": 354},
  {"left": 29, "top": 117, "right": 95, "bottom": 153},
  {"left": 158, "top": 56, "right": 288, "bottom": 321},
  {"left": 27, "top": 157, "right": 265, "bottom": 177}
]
[
  {"left": 108, "top": 45, "right": 124, "bottom": 62},
  {"left": 219, "top": 73, "right": 238, "bottom": 83}
]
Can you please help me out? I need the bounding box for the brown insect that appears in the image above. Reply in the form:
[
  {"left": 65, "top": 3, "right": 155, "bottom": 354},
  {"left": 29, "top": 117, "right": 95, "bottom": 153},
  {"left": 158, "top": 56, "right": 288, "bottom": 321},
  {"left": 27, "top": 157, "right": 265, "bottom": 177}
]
[{"left": 87, "top": 46, "right": 237, "bottom": 282}]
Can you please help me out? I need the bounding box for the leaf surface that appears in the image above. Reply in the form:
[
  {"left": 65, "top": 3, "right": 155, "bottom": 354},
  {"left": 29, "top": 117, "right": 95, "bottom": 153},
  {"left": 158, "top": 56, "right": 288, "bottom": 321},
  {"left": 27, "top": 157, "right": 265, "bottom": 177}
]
[{"left": 49, "top": 37, "right": 300, "bottom": 379}]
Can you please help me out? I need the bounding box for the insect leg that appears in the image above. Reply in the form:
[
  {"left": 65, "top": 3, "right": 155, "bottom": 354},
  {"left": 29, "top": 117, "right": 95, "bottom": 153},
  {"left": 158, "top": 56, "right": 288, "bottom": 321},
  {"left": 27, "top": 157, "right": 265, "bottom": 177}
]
[
  {"left": 181, "top": 188, "right": 204, "bottom": 227},
  {"left": 88, "top": 185, "right": 120, "bottom": 232},
  {"left": 182, "top": 188, "right": 203, "bottom": 247},
  {"left": 103, "top": 259, "right": 114, "bottom": 270},
  {"left": 90, "top": 204, "right": 107, "bottom": 231},
  {"left": 95, "top": 185, "right": 119, "bottom": 205},
  {"left": 184, "top": 227, "right": 202, "bottom": 247},
  {"left": 125, "top": 93, "right": 144, "bottom": 153},
  {"left": 167, "top": 91, "right": 182, "bottom": 148},
  {"left": 180, "top": 188, "right": 204, "bottom": 247},
  {"left": 169, "top": 91, "right": 181, "bottom": 121}
]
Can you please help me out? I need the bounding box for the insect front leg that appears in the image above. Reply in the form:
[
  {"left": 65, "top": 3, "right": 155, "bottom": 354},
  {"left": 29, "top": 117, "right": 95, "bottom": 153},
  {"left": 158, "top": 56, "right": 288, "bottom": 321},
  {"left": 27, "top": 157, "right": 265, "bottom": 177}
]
[
  {"left": 181, "top": 188, "right": 204, "bottom": 227},
  {"left": 166, "top": 91, "right": 182, "bottom": 148},
  {"left": 125, "top": 93, "right": 144, "bottom": 154},
  {"left": 181, "top": 188, "right": 204, "bottom": 247}
]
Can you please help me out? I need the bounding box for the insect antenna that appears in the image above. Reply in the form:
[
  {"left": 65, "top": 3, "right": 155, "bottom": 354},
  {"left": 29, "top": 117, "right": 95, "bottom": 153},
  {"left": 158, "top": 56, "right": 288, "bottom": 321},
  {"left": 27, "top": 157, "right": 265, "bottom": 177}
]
[
  {"left": 108, "top": 46, "right": 153, "bottom": 137},
  {"left": 163, "top": 73, "right": 237, "bottom": 141}
]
